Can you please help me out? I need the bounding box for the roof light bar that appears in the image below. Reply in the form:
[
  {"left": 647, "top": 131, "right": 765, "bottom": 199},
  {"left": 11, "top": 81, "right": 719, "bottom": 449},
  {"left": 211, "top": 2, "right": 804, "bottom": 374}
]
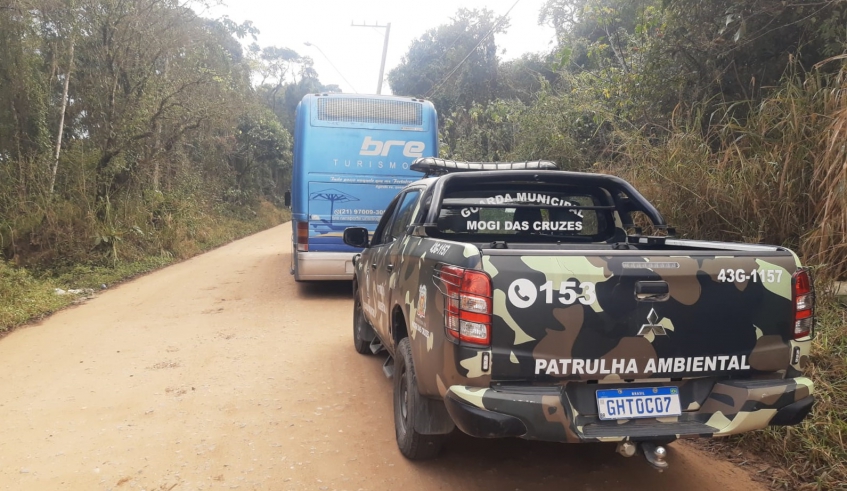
[{"left": 410, "top": 157, "right": 558, "bottom": 176}]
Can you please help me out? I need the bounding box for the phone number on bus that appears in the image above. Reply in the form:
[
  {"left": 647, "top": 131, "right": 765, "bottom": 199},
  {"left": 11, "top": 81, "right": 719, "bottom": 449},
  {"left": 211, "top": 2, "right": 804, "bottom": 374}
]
[{"left": 334, "top": 209, "right": 386, "bottom": 216}]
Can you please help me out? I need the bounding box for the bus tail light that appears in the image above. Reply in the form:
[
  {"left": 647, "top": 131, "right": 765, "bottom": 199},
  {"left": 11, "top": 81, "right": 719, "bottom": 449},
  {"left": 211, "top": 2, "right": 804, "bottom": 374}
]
[
  {"left": 296, "top": 221, "right": 309, "bottom": 252},
  {"left": 792, "top": 268, "right": 814, "bottom": 339},
  {"left": 437, "top": 265, "right": 492, "bottom": 346}
]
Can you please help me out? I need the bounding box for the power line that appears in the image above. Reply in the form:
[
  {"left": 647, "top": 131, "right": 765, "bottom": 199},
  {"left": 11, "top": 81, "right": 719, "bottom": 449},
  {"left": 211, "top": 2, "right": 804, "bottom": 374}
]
[
  {"left": 303, "top": 42, "right": 358, "bottom": 94},
  {"left": 425, "top": 0, "right": 521, "bottom": 100}
]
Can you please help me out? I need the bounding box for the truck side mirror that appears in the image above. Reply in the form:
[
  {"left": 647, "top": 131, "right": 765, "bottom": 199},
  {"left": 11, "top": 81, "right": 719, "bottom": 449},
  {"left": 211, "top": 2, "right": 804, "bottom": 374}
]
[
  {"left": 343, "top": 227, "right": 370, "bottom": 248},
  {"left": 284, "top": 190, "right": 291, "bottom": 208}
]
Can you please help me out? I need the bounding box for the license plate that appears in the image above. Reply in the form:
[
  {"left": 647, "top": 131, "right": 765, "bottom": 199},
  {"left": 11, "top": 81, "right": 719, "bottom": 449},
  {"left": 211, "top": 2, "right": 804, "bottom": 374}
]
[{"left": 596, "top": 387, "right": 681, "bottom": 420}]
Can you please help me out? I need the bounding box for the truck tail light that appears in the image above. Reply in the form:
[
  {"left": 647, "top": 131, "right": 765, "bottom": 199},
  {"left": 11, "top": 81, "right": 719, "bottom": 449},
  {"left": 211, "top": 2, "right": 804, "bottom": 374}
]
[
  {"left": 792, "top": 268, "right": 814, "bottom": 339},
  {"left": 437, "top": 265, "right": 492, "bottom": 346},
  {"left": 296, "top": 221, "right": 309, "bottom": 252}
]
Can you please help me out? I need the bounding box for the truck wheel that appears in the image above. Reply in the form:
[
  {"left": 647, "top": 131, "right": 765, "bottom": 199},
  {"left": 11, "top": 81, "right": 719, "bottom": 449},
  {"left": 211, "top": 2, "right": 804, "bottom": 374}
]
[
  {"left": 353, "top": 289, "right": 373, "bottom": 355},
  {"left": 394, "top": 337, "right": 446, "bottom": 460}
]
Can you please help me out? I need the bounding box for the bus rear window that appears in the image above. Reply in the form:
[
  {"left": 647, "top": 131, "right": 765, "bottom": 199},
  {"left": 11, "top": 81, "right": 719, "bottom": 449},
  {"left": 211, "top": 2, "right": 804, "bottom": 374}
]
[{"left": 435, "top": 188, "right": 612, "bottom": 241}]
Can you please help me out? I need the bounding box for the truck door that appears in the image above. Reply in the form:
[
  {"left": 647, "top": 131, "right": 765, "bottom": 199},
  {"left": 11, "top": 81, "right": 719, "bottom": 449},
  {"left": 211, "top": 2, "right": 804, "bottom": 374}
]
[
  {"left": 360, "top": 193, "right": 399, "bottom": 338},
  {"left": 371, "top": 189, "right": 422, "bottom": 339}
]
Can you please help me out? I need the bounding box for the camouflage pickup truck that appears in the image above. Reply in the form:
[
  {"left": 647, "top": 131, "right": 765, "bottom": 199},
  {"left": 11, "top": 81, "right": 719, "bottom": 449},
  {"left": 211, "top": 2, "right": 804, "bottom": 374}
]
[{"left": 342, "top": 158, "right": 815, "bottom": 470}]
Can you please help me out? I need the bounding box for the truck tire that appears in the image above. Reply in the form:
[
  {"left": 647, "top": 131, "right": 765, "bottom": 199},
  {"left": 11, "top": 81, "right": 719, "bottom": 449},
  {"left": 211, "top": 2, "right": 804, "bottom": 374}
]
[
  {"left": 394, "top": 337, "right": 446, "bottom": 460},
  {"left": 353, "top": 288, "right": 373, "bottom": 355}
]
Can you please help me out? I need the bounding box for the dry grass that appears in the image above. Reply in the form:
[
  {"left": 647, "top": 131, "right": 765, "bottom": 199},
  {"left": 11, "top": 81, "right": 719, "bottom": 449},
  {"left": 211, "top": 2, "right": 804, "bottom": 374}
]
[
  {"left": 610, "top": 62, "right": 847, "bottom": 280},
  {"left": 605, "top": 61, "right": 847, "bottom": 491}
]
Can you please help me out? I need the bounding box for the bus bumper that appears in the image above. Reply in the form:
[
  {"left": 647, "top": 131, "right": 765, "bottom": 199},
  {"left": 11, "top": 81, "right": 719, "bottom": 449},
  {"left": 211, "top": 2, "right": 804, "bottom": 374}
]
[{"left": 294, "top": 251, "right": 355, "bottom": 281}]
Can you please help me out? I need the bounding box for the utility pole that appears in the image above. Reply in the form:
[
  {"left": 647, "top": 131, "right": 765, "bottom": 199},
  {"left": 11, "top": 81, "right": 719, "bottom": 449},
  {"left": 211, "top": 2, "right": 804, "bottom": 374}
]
[{"left": 351, "top": 21, "right": 391, "bottom": 94}]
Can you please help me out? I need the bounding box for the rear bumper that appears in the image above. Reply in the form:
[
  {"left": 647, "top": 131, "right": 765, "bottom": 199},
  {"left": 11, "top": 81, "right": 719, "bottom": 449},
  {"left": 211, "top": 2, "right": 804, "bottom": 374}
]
[
  {"left": 294, "top": 251, "right": 355, "bottom": 281},
  {"left": 443, "top": 377, "right": 814, "bottom": 443}
]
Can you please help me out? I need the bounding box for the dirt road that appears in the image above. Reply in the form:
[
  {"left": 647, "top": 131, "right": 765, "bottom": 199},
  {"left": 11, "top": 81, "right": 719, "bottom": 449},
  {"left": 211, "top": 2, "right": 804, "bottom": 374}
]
[{"left": 0, "top": 224, "right": 767, "bottom": 491}]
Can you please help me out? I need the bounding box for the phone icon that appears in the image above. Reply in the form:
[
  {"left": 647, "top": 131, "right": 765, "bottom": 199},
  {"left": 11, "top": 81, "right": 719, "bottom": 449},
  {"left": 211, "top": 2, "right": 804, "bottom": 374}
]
[{"left": 508, "top": 279, "right": 537, "bottom": 308}]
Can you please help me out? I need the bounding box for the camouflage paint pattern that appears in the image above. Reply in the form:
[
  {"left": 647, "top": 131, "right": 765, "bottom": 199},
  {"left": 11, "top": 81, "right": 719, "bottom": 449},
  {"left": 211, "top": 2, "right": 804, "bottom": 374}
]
[
  {"left": 483, "top": 252, "right": 800, "bottom": 382},
  {"left": 354, "top": 178, "right": 814, "bottom": 444}
]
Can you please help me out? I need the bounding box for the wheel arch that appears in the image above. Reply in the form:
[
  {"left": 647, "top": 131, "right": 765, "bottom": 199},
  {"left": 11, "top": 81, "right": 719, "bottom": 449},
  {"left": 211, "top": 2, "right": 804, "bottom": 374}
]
[{"left": 391, "top": 303, "right": 409, "bottom": 348}]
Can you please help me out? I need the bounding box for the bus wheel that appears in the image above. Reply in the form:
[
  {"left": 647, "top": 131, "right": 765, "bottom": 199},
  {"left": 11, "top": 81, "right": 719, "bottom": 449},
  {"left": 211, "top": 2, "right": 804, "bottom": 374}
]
[
  {"left": 394, "top": 338, "right": 446, "bottom": 460},
  {"left": 353, "top": 288, "right": 373, "bottom": 354}
]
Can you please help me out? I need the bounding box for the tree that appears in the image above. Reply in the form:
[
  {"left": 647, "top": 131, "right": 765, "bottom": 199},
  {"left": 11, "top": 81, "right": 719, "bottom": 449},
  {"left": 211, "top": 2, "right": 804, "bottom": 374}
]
[
  {"left": 541, "top": 0, "right": 847, "bottom": 124},
  {"left": 496, "top": 53, "right": 560, "bottom": 104},
  {"left": 229, "top": 110, "right": 292, "bottom": 201},
  {"left": 388, "top": 8, "right": 509, "bottom": 119},
  {"left": 308, "top": 189, "right": 358, "bottom": 225},
  {"left": 0, "top": 0, "right": 52, "bottom": 164},
  {"left": 249, "top": 44, "right": 303, "bottom": 113},
  {"left": 0, "top": 0, "right": 296, "bottom": 264},
  {"left": 254, "top": 54, "right": 340, "bottom": 133},
  {"left": 64, "top": 0, "right": 254, "bottom": 201}
]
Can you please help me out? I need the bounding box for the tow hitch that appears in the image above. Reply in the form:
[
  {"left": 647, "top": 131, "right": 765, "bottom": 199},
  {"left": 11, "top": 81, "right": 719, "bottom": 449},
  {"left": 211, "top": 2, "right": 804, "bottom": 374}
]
[
  {"left": 616, "top": 441, "right": 669, "bottom": 472},
  {"left": 641, "top": 441, "right": 669, "bottom": 471}
]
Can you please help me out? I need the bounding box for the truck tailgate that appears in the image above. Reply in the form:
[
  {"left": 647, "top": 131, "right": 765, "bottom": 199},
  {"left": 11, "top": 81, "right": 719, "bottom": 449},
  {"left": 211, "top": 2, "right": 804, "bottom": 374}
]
[{"left": 481, "top": 250, "right": 798, "bottom": 381}]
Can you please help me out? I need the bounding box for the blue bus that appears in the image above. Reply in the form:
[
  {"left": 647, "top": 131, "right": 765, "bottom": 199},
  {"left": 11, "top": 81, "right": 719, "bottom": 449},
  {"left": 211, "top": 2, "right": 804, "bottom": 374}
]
[{"left": 289, "top": 93, "right": 438, "bottom": 281}]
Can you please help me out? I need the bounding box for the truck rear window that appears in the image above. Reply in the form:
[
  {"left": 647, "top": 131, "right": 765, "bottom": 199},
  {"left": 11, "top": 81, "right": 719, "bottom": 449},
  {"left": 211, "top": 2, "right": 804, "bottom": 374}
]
[{"left": 435, "top": 188, "right": 614, "bottom": 242}]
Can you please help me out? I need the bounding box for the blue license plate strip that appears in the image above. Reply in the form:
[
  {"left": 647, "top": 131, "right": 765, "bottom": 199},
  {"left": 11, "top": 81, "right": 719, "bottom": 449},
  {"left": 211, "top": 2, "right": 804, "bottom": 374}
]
[{"left": 596, "top": 386, "right": 682, "bottom": 421}]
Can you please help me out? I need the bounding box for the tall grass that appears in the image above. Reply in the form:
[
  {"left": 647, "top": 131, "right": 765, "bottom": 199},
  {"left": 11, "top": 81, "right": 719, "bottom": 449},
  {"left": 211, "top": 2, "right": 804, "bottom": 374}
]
[
  {"left": 606, "top": 60, "right": 847, "bottom": 490},
  {"left": 611, "top": 61, "right": 847, "bottom": 281}
]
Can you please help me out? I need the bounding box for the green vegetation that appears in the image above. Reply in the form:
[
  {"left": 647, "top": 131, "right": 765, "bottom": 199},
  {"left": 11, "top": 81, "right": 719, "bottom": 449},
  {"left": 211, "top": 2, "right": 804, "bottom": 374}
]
[
  {"left": 2, "top": 0, "right": 847, "bottom": 486},
  {"left": 0, "top": 0, "right": 324, "bottom": 331},
  {"left": 0, "top": 202, "right": 288, "bottom": 333},
  {"left": 0, "top": 260, "right": 68, "bottom": 330},
  {"left": 390, "top": 1, "right": 847, "bottom": 488}
]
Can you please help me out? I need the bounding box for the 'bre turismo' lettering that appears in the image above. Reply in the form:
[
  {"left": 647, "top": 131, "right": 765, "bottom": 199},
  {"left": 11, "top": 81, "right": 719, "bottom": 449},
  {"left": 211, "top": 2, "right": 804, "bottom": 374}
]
[
  {"left": 359, "top": 136, "right": 425, "bottom": 158},
  {"left": 333, "top": 159, "right": 411, "bottom": 170},
  {"left": 534, "top": 356, "right": 752, "bottom": 375}
]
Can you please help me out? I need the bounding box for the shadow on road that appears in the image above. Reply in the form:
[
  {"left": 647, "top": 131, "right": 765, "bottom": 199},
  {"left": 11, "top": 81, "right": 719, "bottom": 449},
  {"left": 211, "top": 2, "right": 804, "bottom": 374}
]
[
  {"left": 414, "top": 433, "right": 686, "bottom": 490},
  {"left": 294, "top": 280, "right": 352, "bottom": 300}
]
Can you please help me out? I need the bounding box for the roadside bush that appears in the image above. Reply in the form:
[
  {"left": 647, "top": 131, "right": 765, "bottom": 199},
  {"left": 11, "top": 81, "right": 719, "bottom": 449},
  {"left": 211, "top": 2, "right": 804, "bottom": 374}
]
[
  {"left": 0, "top": 260, "right": 67, "bottom": 331},
  {"left": 0, "top": 197, "right": 289, "bottom": 334}
]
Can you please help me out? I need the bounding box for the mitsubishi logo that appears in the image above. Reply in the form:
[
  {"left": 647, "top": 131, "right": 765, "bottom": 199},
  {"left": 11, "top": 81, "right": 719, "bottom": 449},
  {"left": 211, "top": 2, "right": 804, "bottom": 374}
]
[{"left": 638, "top": 308, "right": 667, "bottom": 336}]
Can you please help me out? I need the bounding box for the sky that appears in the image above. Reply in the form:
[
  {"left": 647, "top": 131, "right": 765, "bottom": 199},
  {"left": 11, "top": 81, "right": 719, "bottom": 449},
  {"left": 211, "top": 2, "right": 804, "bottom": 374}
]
[{"left": 201, "top": 0, "right": 558, "bottom": 95}]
